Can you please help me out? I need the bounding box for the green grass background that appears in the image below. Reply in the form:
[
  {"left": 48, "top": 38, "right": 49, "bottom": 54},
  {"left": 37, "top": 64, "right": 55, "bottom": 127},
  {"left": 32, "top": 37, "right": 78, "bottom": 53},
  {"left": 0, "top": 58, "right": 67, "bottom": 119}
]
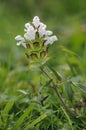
[{"left": 0, "top": 0, "right": 86, "bottom": 129}]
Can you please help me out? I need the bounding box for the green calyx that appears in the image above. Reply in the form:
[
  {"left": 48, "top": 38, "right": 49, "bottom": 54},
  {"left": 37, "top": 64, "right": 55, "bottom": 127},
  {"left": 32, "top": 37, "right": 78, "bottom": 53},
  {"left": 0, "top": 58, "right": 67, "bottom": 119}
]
[{"left": 25, "top": 38, "right": 49, "bottom": 67}]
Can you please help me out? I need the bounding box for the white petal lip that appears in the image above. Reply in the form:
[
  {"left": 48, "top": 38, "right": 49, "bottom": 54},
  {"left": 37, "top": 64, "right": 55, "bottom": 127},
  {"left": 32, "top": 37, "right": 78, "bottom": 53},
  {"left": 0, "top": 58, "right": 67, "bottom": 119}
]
[
  {"left": 25, "top": 23, "right": 34, "bottom": 32},
  {"left": 16, "top": 41, "right": 26, "bottom": 48},
  {"left": 25, "top": 23, "right": 31, "bottom": 28},
  {"left": 15, "top": 35, "right": 26, "bottom": 48},
  {"left": 44, "top": 35, "right": 58, "bottom": 46},
  {"left": 51, "top": 36, "right": 58, "bottom": 42},
  {"left": 45, "top": 30, "right": 53, "bottom": 36},
  {"left": 16, "top": 42, "right": 21, "bottom": 46},
  {"left": 15, "top": 35, "right": 24, "bottom": 41}
]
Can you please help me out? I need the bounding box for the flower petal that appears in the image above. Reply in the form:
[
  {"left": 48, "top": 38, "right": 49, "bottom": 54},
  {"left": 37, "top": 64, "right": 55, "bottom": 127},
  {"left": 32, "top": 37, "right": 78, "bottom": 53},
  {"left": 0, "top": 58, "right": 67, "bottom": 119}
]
[
  {"left": 44, "top": 35, "right": 58, "bottom": 46},
  {"left": 45, "top": 30, "right": 53, "bottom": 36},
  {"left": 24, "top": 32, "right": 35, "bottom": 41},
  {"left": 15, "top": 35, "right": 24, "bottom": 41},
  {"left": 32, "top": 16, "right": 40, "bottom": 28}
]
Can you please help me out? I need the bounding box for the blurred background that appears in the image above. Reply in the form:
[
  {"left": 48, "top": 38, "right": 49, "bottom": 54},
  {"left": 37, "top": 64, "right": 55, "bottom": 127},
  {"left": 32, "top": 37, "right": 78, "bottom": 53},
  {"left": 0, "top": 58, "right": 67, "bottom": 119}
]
[{"left": 0, "top": 0, "right": 86, "bottom": 93}]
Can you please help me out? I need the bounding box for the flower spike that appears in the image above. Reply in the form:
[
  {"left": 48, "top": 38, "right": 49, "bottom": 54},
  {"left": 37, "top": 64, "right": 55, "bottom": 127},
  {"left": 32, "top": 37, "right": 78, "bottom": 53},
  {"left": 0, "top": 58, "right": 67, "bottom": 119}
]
[{"left": 15, "top": 16, "right": 58, "bottom": 65}]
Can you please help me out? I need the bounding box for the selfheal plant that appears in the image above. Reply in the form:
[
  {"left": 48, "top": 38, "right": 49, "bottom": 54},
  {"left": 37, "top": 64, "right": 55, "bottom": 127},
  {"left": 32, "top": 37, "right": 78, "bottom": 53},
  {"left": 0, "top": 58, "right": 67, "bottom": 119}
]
[
  {"left": 15, "top": 16, "right": 58, "bottom": 66},
  {"left": 14, "top": 16, "right": 86, "bottom": 123}
]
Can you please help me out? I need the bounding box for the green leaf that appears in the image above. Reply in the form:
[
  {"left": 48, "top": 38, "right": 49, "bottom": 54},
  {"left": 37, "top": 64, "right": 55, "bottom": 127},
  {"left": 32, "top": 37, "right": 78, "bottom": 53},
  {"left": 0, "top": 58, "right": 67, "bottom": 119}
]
[
  {"left": 48, "top": 66, "right": 62, "bottom": 81},
  {"left": 24, "top": 113, "right": 47, "bottom": 130},
  {"left": 1, "top": 100, "right": 14, "bottom": 123},
  {"left": 72, "top": 82, "right": 86, "bottom": 94},
  {"left": 61, "top": 107, "right": 74, "bottom": 130},
  {"left": 18, "top": 89, "right": 28, "bottom": 95},
  {"left": 0, "top": 117, "right": 3, "bottom": 126},
  {"left": 60, "top": 45, "right": 78, "bottom": 57},
  {"left": 64, "top": 83, "right": 74, "bottom": 101},
  {"left": 12, "top": 104, "right": 34, "bottom": 130},
  {"left": 44, "top": 79, "right": 53, "bottom": 87}
]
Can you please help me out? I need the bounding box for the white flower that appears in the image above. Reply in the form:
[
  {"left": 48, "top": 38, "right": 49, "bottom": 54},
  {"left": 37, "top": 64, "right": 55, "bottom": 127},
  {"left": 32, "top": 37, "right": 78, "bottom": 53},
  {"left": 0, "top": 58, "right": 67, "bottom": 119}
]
[
  {"left": 38, "top": 22, "right": 53, "bottom": 38},
  {"left": 38, "top": 27, "right": 46, "bottom": 37},
  {"left": 45, "top": 30, "right": 53, "bottom": 36},
  {"left": 32, "top": 16, "right": 40, "bottom": 28},
  {"left": 44, "top": 36, "right": 58, "bottom": 46},
  {"left": 15, "top": 35, "right": 26, "bottom": 48},
  {"left": 38, "top": 22, "right": 47, "bottom": 37},
  {"left": 24, "top": 31, "right": 36, "bottom": 41},
  {"left": 15, "top": 16, "right": 58, "bottom": 48},
  {"left": 39, "top": 22, "right": 47, "bottom": 29},
  {"left": 24, "top": 23, "right": 34, "bottom": 32},
  {"left": 24, "top": 22, "right": 36, "bottom": 40}
]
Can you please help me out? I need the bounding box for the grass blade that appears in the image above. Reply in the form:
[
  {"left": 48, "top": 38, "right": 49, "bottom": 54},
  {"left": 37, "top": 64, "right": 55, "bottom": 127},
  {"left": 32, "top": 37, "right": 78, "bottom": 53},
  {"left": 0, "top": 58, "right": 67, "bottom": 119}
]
[
  {"left": 12, "top": 104, "right": 34, "bottom": 130},
  {"left": 1, "top": 100, "right": 14, "bottom": 123},
  {"left": 24, "top": 113, "right": 47, "bottom": 130}
]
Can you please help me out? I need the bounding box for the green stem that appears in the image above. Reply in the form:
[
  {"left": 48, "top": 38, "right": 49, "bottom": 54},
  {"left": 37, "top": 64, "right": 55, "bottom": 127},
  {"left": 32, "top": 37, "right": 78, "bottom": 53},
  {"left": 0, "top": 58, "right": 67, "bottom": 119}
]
[
  {"left": 40, "top": 66, "right": 53, "bottom": 80},
  {"left": 40, "top": 65, "right": 77, "bottom": 117},
  {"left": 53, "top": 85, "right": 77, "bottom": 117}
]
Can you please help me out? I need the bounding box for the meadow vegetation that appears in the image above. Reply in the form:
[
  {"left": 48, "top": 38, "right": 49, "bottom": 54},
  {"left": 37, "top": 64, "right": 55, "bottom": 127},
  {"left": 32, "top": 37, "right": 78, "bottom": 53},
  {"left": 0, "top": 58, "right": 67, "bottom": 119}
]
[{"left": 0, "top": 0, "right": 86, "bottom": 129}]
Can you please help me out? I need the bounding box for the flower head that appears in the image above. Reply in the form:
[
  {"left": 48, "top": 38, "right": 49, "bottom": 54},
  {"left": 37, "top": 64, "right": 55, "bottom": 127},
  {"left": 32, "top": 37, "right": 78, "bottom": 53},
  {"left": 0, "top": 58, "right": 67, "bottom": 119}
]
[{"left": 15, "top": 16, "right": 58, "bottom": 65}]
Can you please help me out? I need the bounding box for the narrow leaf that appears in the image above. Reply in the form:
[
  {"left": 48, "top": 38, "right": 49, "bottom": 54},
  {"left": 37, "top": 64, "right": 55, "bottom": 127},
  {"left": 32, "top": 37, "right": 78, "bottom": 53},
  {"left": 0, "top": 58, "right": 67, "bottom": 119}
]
[
  {"left": 24, "top": 113, "right": 47, "bottom": 130},
  {"left": 2, "top": 100, "right": 14, "bottom": 123},
  {"left": 48, "top": 66, "right": 62, "bottom": 81},
  {"left": 12, "top": 104, "right": 34, "bottom": 130},
  {"left": 64, "top": 83, "right": 74, "bottom": 101},
  {"left": 60, "top": 45, "right": 78, "bottom": 57},
  {"left": 61, "top": 107, "right": 73, "bottom": 130},
  {"left": 72, "top": 82, "right": 86, "bottom": 94}
]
